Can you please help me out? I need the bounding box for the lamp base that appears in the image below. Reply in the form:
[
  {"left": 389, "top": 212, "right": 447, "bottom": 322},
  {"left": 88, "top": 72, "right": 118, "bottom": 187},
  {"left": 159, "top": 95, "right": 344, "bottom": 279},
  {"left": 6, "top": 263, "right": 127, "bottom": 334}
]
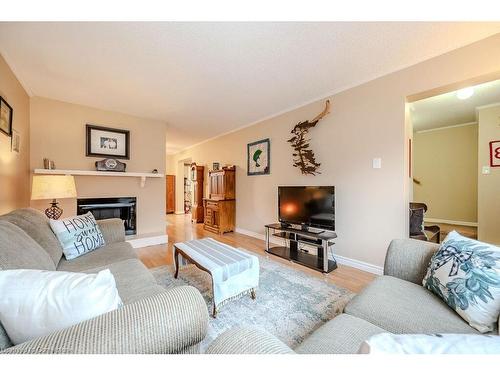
[{"left": 45, "top": 199, "right": 63, "bottom": 220}]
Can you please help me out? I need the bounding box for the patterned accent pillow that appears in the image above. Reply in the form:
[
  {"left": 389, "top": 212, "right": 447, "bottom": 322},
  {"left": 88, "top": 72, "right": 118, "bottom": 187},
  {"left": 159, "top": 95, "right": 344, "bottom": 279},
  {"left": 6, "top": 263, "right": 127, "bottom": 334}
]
[
  {"left": 423, "top": 231, "right": 500, "bottom": 333},
  {"left": 49, "top": 212, "right": 106, "bottom": 260}
]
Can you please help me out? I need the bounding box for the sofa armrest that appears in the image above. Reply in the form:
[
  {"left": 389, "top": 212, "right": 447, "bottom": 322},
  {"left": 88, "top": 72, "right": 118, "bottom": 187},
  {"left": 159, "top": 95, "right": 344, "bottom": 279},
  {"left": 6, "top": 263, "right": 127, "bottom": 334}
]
[
  {"left": 205, "top": 327, "right": 293, "bottom": 354},
  {"left": 1, "top": 286, "right": 208, "bottom": 354},
  {"left": 383, "top": 239, "right": 439, "bottom": 284},
  {"left": 97, "top": 218, "right": 126, "bottom": 244}
]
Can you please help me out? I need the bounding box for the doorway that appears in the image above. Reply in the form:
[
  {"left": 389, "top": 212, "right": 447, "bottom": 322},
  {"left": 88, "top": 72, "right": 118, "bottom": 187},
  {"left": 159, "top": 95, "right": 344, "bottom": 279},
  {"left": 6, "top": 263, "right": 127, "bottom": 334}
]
[
  {"left": 183, "top": 163, "right": 192, "bottom": 214},
  {"left": 408, "top": 79, "right": 500, "bottom": 244},
  {"left": 166, "top": 175, "right": 176, "bottom": 214}
]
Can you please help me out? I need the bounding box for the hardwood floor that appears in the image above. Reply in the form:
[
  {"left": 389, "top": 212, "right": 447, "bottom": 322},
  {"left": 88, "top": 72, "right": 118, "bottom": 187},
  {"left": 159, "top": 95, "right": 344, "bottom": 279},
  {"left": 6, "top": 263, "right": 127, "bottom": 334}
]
[{"left": 136, "top": 214, "right": 376, "bottom": 293}]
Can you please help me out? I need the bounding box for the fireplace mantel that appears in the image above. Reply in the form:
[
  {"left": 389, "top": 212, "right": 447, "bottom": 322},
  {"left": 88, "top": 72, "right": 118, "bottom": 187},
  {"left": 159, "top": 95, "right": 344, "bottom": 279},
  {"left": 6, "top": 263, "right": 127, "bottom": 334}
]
[{"left": 34, "top": 168, "right": 164, "bottom": 188}]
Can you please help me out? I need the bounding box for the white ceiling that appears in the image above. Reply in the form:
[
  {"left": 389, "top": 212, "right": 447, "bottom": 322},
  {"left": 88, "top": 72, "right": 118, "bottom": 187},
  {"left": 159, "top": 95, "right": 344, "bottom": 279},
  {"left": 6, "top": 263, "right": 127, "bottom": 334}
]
[
  {"left": 411, "top": 79, "right": 500, "bottom": 131},
  {"left": 0, "top": 22, "right": 499, "bottom": 153}
]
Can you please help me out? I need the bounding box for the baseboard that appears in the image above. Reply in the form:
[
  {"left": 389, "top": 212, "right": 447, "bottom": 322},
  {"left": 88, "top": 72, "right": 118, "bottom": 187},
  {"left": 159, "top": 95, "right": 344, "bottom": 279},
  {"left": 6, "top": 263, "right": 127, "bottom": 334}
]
[
  {"left": 333, "top": 255, "right": 383, "bottom": 275},
  {"left": 235, "top": 227, "right": 383, "bottom": 275},
  {"left": 174, "top": 211, "right": 185, "bottom": 215},
  {"left": 235, "top": 227, "right": 282, "bottom": 245},
  {"left": 425, "top": 218, "right": 478, "bottom": 227},
  {"left": 126, "top": 233, "right": 168, "bottom": 248}
]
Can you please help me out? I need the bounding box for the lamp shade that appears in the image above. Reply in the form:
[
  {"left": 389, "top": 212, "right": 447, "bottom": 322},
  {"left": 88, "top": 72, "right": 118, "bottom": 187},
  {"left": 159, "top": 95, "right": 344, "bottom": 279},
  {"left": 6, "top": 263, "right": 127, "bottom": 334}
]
[{"left": 31, "top": 175, "right": 77, "bottom": 200}]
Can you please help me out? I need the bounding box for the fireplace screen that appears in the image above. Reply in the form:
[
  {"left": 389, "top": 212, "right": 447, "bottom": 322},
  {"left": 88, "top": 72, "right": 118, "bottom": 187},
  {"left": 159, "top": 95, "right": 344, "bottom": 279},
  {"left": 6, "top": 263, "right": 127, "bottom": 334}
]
[{"left": 77, "top": 197, "right": 136, "bottom": 235}]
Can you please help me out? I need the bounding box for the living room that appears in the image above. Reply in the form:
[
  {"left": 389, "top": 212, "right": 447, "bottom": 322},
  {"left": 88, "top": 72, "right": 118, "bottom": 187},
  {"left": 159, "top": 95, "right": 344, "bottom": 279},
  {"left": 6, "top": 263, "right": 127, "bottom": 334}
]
[{"left": 1, "top": 2, "right": 500, "bottom": 373}]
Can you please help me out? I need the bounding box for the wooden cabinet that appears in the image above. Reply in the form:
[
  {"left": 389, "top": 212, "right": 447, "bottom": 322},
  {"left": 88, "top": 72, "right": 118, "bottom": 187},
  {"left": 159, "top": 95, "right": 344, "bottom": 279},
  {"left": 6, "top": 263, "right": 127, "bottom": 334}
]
[
  {"left": 191, "top": 163, "right": 205, "bottom": 223},
  {"left": 166, "top": 175, "right": 175, "bottom": 214},
  {"left": 208, "top": 167, "right": 235, "bottom": 200},
  {"left": 204, "top": 166, "right": 236, "bottom": 234},
  {"left": 203, "top": 199, "right": 235, "bottom": 234}
]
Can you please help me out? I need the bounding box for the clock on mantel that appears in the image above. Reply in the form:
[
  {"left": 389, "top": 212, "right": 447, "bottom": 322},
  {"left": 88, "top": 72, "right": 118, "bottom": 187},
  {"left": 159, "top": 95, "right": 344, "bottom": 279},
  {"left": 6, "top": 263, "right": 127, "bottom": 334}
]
[{"left": 95, "top": 158, "right": 127, "bottom": 172}]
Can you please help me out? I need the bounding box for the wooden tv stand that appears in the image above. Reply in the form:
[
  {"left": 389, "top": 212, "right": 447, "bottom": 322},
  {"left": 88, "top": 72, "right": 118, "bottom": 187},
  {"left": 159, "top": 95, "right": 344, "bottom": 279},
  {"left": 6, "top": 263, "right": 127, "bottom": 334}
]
[{"left": 264, "top": 223, "right": 337, "bottom": 273}]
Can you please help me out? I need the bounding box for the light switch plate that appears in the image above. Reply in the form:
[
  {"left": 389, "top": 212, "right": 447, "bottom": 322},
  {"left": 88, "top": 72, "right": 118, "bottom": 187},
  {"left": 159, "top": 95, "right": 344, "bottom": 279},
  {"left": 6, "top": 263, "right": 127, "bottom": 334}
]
[
  {"left": 482, "top": 166, "right": 491, "bottom": 175},
  {"left": 372, "top": 158, "right": 382, "bottom": 169}
]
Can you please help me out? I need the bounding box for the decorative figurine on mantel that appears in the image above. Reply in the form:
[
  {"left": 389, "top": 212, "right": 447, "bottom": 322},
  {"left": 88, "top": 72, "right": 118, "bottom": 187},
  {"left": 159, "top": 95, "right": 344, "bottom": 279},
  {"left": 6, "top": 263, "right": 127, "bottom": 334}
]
[
  {"left": 287, "top": 100, "right": 331, "bottom": 175},
  {"left": 95, "top": 158, "right": 127, "bottom": 172}
]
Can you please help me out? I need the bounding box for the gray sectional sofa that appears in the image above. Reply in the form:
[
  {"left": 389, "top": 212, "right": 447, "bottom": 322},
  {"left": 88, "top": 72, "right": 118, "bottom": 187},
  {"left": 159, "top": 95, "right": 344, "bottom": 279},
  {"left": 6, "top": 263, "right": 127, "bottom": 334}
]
[
  {"left": 207, "top": 238, "right": 493, "bottom": 354},
  {"left": 1, "top": 208, "right": 493, "bottom": 355},
  {"left": 0, "top": 208, "right": 209, "bottom": 354}
]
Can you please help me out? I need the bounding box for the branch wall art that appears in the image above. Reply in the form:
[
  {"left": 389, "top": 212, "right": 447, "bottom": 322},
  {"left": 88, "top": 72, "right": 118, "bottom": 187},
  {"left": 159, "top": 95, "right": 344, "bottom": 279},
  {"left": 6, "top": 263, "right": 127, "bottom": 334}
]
[{"left": 287, "top": 100, "right": 331, "bottom": 175}]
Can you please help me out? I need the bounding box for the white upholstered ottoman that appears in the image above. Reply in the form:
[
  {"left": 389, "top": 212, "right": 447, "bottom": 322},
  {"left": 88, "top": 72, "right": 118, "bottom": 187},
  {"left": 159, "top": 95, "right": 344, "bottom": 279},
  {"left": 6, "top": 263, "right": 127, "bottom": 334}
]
[{"left": 173, "top": 237, "right": 259, "bottom": 317}]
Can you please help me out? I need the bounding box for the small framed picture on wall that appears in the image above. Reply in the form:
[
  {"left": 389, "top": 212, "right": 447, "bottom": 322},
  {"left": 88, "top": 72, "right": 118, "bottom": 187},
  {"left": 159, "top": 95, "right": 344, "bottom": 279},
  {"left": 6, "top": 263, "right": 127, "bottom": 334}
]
[
  {"left": 0, "top": 96, "right": 13, "bottom": 137},
  {"left": 490, "top": 140, "right": 500, "bottom": 167},
  {"left": 247, "top": 138, "right": 270, "bottom": 176},
  {"left": 11, "top": 129, "right": 20, "bottom": 153},
  {"left": 86, "top": 124, "right": 130, "bottom": 159}
]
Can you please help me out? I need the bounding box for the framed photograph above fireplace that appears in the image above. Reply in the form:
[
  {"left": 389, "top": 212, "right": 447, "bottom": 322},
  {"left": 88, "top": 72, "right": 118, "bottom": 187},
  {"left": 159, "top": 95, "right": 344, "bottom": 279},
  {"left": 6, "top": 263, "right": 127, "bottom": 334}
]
[{"left": 86, "top": 124, "right": 130, "bottom": 159}]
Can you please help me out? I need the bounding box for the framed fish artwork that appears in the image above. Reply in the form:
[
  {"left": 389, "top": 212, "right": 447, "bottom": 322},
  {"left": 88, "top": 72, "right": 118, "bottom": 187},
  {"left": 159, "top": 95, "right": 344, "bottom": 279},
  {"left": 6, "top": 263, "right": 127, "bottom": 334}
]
[{"left": 247, "top": 138, "right": 270, "bottom": 176}]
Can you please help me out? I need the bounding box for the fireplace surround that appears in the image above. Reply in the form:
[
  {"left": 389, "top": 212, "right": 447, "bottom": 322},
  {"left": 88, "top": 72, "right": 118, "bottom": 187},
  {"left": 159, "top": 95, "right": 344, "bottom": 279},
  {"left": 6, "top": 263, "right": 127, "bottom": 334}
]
[{"left": 77, "top": 197, "right": 136, "bottom": 235}]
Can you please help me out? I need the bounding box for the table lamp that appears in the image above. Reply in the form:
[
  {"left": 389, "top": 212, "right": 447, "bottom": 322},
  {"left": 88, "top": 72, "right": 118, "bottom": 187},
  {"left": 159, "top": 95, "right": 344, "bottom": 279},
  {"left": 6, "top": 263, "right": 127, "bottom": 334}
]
[{"left": 31, "top": 175, "right": 77, "bottom": 219}]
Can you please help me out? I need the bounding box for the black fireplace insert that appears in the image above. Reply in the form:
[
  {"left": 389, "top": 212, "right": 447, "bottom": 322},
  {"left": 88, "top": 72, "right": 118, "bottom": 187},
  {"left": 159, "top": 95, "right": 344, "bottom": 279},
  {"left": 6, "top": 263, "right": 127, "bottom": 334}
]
[{"left": 77, "top": 197, "right": 136, "bottom": 235}]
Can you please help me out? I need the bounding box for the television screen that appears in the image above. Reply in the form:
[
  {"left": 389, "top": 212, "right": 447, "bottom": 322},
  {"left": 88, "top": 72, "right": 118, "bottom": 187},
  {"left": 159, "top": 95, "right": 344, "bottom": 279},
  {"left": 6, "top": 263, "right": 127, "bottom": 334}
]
[{"left": 278, "top": 186, "right": 335, "bottom": 231}]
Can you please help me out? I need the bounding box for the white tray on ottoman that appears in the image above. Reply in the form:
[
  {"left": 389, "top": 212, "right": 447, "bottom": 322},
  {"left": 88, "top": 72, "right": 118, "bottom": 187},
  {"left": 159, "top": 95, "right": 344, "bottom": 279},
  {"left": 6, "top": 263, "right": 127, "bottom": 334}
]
[{"left": 173, "top": 237, "right": 259, "bottom": 317}]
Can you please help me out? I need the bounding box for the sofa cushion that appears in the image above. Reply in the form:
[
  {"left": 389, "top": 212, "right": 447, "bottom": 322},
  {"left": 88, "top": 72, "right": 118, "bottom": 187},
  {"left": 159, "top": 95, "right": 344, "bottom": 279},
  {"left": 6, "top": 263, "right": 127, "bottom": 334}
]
[
  {"left": 295, "top": 314, "right": 386, "bottom": 354},
  {"left": 57, "top": 241, "right": 138, "bottom": 272},
  {"left": 83, "top": 259, "right": 164, "bottom": 304},
  {"left": 344, "top": 275, "right": 479, "bottom": 334},
  {"left": 0, "top": 208, "right": 63, "bottom": 266},
  {"left": 0, "top": 221, "right": 56, "bottom": 271}
]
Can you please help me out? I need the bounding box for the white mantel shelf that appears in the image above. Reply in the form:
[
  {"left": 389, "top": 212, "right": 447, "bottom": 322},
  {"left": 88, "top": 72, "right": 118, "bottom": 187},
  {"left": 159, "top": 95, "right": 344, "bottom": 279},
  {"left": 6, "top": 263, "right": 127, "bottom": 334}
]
[{"left": 34, "top": 169, "right": 164, "bottom": 188}]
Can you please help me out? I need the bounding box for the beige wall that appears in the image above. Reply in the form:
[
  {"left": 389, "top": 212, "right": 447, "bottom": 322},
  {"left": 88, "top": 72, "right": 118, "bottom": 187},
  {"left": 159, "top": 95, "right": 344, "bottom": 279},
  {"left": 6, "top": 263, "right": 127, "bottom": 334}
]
[
  {"left": 166, "top": 154, "right": 176, "bottom": 175},
  {"left": 413, "top": 124, "right": 478, "bottom": 223},
  {"left": 477, "top": 104, "right": 500, "bottom": 244},
  {"left": 170, "top": 34, "right": 500, "bottom": 268},
  {"left": 30, "top": 97, "right": 167, "bottom": 234},
  {"left": 0, "top": 54, "right": 30, "bottom": 214}
]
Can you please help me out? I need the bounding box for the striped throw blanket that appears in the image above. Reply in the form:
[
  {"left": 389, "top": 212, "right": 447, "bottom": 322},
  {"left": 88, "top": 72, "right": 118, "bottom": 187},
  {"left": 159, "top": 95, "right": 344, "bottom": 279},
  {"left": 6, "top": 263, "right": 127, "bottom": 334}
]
[{"left": 174, "top": 238, "right": 259, "bottom": 309}]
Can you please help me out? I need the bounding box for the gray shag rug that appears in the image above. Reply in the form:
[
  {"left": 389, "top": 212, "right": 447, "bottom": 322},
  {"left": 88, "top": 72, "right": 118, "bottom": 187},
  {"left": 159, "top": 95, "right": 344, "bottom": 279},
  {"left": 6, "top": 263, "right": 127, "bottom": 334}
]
[{"left": 151, "top": 252, "right": 354, "bottom": 351}]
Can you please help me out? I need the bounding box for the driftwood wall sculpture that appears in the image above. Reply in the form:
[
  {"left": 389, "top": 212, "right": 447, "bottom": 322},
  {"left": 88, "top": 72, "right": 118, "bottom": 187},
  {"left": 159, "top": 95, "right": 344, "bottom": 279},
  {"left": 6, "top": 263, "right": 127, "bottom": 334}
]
[{"left": 287, "top": 100, "right": 331, "bottom": 175}]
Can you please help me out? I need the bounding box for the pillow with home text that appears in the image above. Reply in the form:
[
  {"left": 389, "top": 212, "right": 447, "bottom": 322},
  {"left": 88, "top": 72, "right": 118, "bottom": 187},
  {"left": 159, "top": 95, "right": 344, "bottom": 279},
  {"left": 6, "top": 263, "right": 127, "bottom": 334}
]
[
  {"left": 49, "top": 212, "right": 105, "bottom": 260},
  {"left": 422, "top": 231, "right": 500, "bottom": 333}
]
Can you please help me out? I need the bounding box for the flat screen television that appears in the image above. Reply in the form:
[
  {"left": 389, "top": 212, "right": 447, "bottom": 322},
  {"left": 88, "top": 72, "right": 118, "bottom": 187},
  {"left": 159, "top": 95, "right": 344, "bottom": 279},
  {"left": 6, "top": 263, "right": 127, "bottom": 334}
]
[{"left": 278, "top": 186, "right": 335, "bottom": 231}]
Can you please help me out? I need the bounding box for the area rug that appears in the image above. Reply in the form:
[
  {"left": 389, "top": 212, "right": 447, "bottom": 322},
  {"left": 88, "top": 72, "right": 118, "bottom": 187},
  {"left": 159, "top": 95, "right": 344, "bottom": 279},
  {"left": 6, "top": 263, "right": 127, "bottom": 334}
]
[{"left": 151, "top": 251, "right": 354, "bottom": 351}]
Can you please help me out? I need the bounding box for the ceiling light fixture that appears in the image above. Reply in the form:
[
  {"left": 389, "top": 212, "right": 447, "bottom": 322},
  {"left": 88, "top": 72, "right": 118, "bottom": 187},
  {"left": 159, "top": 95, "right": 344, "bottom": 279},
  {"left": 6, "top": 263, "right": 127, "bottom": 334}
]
[{"left": 456, "top": 87, "right": 474, "bottom": 100}]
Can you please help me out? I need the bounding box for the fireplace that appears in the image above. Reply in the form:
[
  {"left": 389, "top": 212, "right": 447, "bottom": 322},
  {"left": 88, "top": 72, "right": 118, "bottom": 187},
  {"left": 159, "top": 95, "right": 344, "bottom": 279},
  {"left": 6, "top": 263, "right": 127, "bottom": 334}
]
[{"left": 77, "top": 197, "right": 137, "bottom": 235}]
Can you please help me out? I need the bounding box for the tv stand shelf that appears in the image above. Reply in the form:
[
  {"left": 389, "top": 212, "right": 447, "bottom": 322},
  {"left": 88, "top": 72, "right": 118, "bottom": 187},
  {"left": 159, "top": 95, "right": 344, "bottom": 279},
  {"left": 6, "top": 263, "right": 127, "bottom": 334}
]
[{"left": 265, "top": 223, "right": 337, "bottom": 273}]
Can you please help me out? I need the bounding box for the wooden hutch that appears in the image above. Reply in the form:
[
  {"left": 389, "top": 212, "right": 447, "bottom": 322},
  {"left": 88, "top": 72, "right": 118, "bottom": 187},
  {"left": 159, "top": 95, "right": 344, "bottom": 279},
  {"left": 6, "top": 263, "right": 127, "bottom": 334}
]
[
  {"left": 203, "top": 166, "right": 235, "bottom": 234},
  {"left": 190, "top": 163, "right": 205, "bottom": 223}
]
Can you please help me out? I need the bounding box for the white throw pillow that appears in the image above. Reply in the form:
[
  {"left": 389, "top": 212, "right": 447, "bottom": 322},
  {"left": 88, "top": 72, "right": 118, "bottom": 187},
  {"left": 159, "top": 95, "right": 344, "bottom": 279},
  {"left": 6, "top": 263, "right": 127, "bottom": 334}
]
[
  {"left": 359, "top": 333, "right": 500, "bottom": 354},
  {"left": 422, "top": 231, "right": 500, "bottom": 333},
  {"left": 0, "top": 269, "right": 122, "bottom": 345},
  {"left": 49, "top": 212, "right": 106, "bottom": 260}
]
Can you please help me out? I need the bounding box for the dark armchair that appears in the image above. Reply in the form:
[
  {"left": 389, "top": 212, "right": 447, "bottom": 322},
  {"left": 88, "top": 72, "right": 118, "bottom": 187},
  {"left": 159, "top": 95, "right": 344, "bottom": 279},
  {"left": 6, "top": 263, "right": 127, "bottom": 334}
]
[{"left": 409, "top": 202, "right": 440, "bottom": 243}]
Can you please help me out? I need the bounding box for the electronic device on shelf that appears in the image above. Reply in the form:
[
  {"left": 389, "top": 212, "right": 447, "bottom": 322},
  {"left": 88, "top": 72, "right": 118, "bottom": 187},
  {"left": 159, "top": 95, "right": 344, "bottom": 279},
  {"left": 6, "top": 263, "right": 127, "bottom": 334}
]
[{"left": 278, "top": 186, "right": 335, "bottom": 232}]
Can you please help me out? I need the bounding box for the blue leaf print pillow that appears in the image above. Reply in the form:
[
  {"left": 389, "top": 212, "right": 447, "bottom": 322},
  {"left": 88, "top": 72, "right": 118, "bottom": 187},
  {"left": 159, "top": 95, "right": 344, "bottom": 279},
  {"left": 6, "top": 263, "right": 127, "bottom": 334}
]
[{"left": 423, "top": 231, "right": 500, "bottom": 333}]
